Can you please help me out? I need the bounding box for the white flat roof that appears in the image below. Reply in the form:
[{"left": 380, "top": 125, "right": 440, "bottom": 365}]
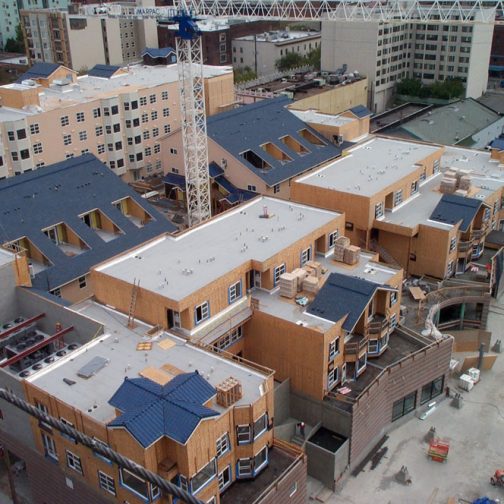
[
  {"left": 96, "top": 197, "right": 342, "bottom": 302},
  {"left": 236, "top": 30, "right": 320, "bottom": 43},
  {"left": 296, "top": 137, "right": 443, "bottom": 197},
  {"left": 30, "top": 301, "right": 268, "bottom": 423},
  {"left": 0, "top": 248, "right": 15, "bottom": 268},
  {"left": 0, "top": 63, "right": 231, "bottom": 120}
]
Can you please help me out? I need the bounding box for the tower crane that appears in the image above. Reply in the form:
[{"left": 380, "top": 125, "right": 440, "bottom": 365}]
[{"left": 82, "top": 0, "right": 504, "bottom": 227}]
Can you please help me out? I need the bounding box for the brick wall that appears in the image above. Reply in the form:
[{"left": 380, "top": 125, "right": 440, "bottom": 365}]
[{"left": 349, "top": 336, "right": 453, "bottom": 468}]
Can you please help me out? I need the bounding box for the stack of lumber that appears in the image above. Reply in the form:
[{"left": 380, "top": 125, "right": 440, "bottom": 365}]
[
  {"left": 344, "top": 245, "right": 361, "bottom": 265},
  {"left": 303, "top": 275, "right": 319, "bottom": 293},
  {"left": 279, "top": 272, "right": 297, "bottom": 298},
  {"left": 305, "top": 260, "right": 322, "bottom": 278},
  {"left": 334, "top": 236, "right": 350, "bottom": 262},
  {"left": 292, "top": 268, "right": 307, "bottom": 292},
  {"left": 440, "top": 177, "right": 457, "bottom": 194}
]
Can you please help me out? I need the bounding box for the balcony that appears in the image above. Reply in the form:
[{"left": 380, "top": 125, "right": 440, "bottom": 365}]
[
  {"left": 367, "top": 314, "right": 389, "bottom": 336},
  {"left": 344, "top": 333, "right": 368, "bottom": 361},
  {"left": 458, "top": 240, "right": 472, "bottom": 254}
]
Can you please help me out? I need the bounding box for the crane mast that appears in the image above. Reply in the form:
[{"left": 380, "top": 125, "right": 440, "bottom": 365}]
[{"left": 173, "top": 11, "right": 211, "bottom": 227}]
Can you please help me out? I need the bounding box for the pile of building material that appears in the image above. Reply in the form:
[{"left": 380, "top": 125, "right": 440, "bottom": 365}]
[
  {"left": 305, "top": 260, "right": 322, "bottom": 278},
  {"left": 344, "top": 245, "right": 361, "bottom": 265},
  {"left": 333, "top": 236, "right": 350, "bottom": 262},
  {"left": 279, "top": 272, "right": 297, "bottom": 298},
  {"left": 440, "top": 172, "right": 457, "bottom": 194},
  {"left": 440, "top": 168, "right": 472, "bottom": 195},
  {"left": 292, "top": 268, "right": 307, "bottom": 292},
  {"left": 303, "top": 275, "right": 319, "bottom": 293},
  {"left": 216, "top": 377, "right": 242, "bottom": 407}
]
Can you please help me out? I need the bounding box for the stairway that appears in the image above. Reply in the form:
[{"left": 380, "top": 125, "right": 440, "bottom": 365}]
[
  {"left": 127, "top": 279, "right": 140, "bottom": 328},
  {"left": 369, "top": 239, "right": 401, "bottom": 268}
]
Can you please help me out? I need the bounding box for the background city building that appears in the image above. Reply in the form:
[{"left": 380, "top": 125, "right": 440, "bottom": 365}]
[{"left": 321, "top": 14, "right": 494, "bottom": 112}]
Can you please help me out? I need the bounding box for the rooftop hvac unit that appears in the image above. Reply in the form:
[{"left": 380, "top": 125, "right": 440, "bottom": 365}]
[{"left": 216, "top": 377, "right": 242, "bottom": 407}]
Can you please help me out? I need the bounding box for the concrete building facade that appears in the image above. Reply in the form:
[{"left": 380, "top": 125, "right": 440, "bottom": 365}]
[
  {"left": 20, "top": 6, "right": 158, "bottom": 71},
  {"left": 233, "top": 30, "right": 320, "bottom": 76},
  {"left": 321, "top": 15, "right": 494, "bottom": 113},
  {"left": 0, "top": 0, "right": 69, "bottom": 51}
]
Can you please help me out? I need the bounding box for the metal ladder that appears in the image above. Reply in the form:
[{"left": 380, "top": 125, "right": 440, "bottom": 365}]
[{"left": 127, "top": 279, "right": 140, "bottom": 328}]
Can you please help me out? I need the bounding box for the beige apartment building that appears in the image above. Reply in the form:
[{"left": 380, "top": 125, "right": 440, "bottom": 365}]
[
  {"left": 20, "top": 3, "right": 158, "bottom": 71},
  {"left": 322, "top": 14, "right": 494, "bottom": 112},
  {"left": 0, "top": 62, "right": 234, "bottom": 181}
]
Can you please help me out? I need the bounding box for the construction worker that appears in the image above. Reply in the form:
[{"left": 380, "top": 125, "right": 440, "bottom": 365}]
[{"left": 297, "top": 421, "right": 306, "bottom": 439}]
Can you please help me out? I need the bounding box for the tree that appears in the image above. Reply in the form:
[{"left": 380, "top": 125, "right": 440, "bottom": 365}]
[
  {"left": 305, "top": 46, "right": 321, "bottom": 71},
  {"left": 396, "top": 78, "right": 423, "bottom": 96},
  {"left": 233, "top": 66, "right": 257, "bottom": 83},
  {"left": 275, "top": 52, "right": 305, "bottom": 72},
  {"left": 4, "top": 24, "right": 25, "bottom": 53}
]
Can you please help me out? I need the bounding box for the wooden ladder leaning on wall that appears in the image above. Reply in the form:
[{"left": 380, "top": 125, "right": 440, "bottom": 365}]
[{"left": 127, "top": 279, "right": 140, "bottom": 329}]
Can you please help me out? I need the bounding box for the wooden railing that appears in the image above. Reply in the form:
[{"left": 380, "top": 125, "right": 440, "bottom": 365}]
[
  {"left": 368, "top": 316, "right": 388, "bottom": 335},
  {"left": 344, "top": 335, "right": 368, "bottom": 355},
  {"left": 457, "top": 240, "right": 472, "bottom": 253}
]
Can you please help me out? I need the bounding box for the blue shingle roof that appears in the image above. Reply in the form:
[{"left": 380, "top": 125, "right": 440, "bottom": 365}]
[
  {"left": 108, "top": 372, "right": 218, "bottom": 446},
  {"left": 209, "top": 161, "right": 224, "bottom": 178},
  {"left": 0, "top": 154, "right": 175, "bottom": 292},
  {"left": 490, "top": 137, "right": 504, "bottom": 150},
  {"left": 214, "top": 175, "right": 256, "bottom": 203},
  {"left": 207, "top": 97, "right": 341, "bottom": 186},
  {"left": 307, "top": 273, "right": 379, "bottom": 332},
  {"left": 87, "top": 64, "right": 121, "bottom": 78},
  {"left": 429, "top": 194, "right": 483, "bottom": 233},
  {"left": 163, "top": 173, "right": 186, "bottom": 190},
  {"left": 142, "top": 47, "right": 176, "bottom": 60},
  {"left": 17, "top": 63, "right": 61, "bottom": 82},
  {"left": 349, "top": 104, "right": 373, "bottom": 118}
]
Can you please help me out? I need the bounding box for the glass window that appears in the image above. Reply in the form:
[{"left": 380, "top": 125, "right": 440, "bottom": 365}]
[
  {"left": 120, "top": 468, "right": 149, "bottom": 499},
  {"left": 411, "top": 180, "right": 419, "bottom": 195},
  {"left": 41, "top": 432, "right": 58, "bottom": 460},
  {"left": 149, "top": 94, "right": 156, "bottom": 104},
  {"left": 214, "top": 326, "right": 242, "bottom": 351},
  {"left": 237, "top": 458, "right": 252, "bottom": 477},
  {"left": 274, "top": 264, "right": 286, "bottom": 286},
  {"left": 79, "top": 131, "right": 87, "bottom": 141},
  {"left": 390, "top": 291, "right": 398, "bottom": 307},
  {"left": 216, "top": 433, "right": 230, "bottom": 458},
  {"left": 229, "top": 280, "right": 242, "bottom": 304},
  {"left": 254, "top": 446, "right": 268, "bottom": 474},
  {"left": 368, "top": 339, "right": 379, "bottom": 354},
  {"left": 76, "top": 112, "right": 85, "bottom": 122},
  {"left": 328, "top": 366, "right": 338, "bottom": 389},
  {"left": 66, "top": 450, "right": 83, "bottom": 474},
  {"left": 392, "top": 391, "right": 417, "bottom": 421},
  {"left": 98, "top": 471, "right": 116, "bottom": 495},
  {"left": 329, "top": 337, "right": 339, "bottom": 360},
  {"left": 60, "top": 116, "right": 69, "bottom": 127},
  {"left": 161, "top": 91, "right": 168, "bottom": 100},
  {"left": 33, "top": 143, "right": 43, "bottom": 154},
  {"left": 191, "top": 459, "right": 216, "bottom": 494},
  {"left": 328, "top": 230, "right": 339, "bottom": 248},
  {"left": 273, "top": 183, "right": 280, "bottom": 194},
  {"left": 195, "top": 301, "right": 210, "bottom": 324},
  {"left": 420, "top": 376, "right": 444, "bottom": 404},
  {"left": 30, "top": 123, "right": 40, "bottom": 134},
  {"left": 449, "top": 237, "right": 457, "bottom": 253},
  {"left": 140, "top": 96, "right": 147, "bottom": 106},
  {"left": 218, "top": 465, "right": 231, "bottom": 491},
  {"left": 375, "top": 202, "right": 384, "bottom": 218},
  {"left": 300, "top": 246, "right": 312, "bottom": 266},
  {"left": 394, "top": 189, "right": 403, "bottom": 206},
  {"left": 93, "top": 108, "right": 101, "bottom": 118},
  {"left": 253, "top": 414, "right": 267, "bottom": 439},
  {"left": 237, "top": 425, "right": 251, "bottom": 444}
]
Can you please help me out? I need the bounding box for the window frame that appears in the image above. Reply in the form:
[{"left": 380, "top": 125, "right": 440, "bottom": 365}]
[
  {"left": 328, "top": 230, "right": 339, "bottom": 248},
  {"left": 228, "top": 280, "right": 242, "bottom": 304},
  {"left": 41, "top": 432, "right": 58, "bottom": 460},
  {"left": 420, "top": 376, "right": 444, "bottom": 405},
  {"left": 66, "top": 450, "right": 83, "bottom": 474},
  {"left": 253, "top": 413, "right": 268, "bottom": 440},
  {"left": 236, "top": 424, "right": 252, "bottom": 445},
  {"left": 274, "top": 263, "right": 286, "bottom": 286},
  {"left": 300, "top": 246, "right": 312, "bottom": 266},
  {"left": 216, "top": 433, "right": 230, "bottom": 458},
  {"left": 328, "top": 336, "right": 339, "bottom": 361},
  {"left": 98, "top": 470, "right": 116, "bottom": 496},
  {"left": 392, "top": 391, "right": 417, "bottom": 421},
  {"left": 120, "top": 467, "right": 149, "bottom": 500},
  {"left": 194, "top": 301, "right": 210, "bottom": 325},
  {"left": 218, "top": 465, "right": 232, "bottom": 492}
]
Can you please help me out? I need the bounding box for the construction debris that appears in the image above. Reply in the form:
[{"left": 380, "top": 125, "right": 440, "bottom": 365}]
[
  {"left": 424, "top": 426, "right": 436, "bottom": 443},
  {"left": 395, "top": 465, "right": 412, "bottom": 485}
]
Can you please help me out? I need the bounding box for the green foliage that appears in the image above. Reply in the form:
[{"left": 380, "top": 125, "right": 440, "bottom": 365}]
[
  {"left": 305, "top": 46, "right": 321, "bottom": 71},
  {"left": 4, "top": 24, "right": 25, "bottom": 53},
  {"left": 396, "top": 77, "right": 464, "bottom": 100},
  {"left": 234, "top": 66, "right": 257, "bottom": 83},
  {"left": 275, "top": 52, "right": 306, "bottom": 72}
]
